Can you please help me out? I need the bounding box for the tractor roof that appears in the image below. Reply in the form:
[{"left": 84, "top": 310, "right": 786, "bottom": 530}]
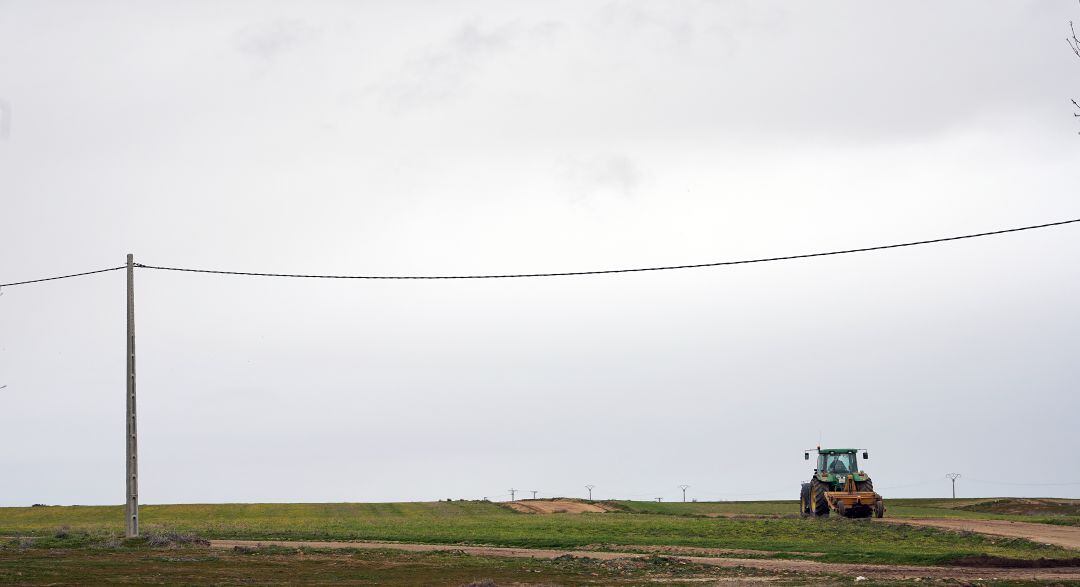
[{"left": 818, "top": 448, "right": 857, "bottom": 454}]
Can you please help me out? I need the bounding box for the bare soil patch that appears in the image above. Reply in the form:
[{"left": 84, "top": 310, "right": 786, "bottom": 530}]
[
  {"left": 503, "top": 499, "right": 619, "bottom": 514},
  {"left": 886, "top": 517, "right": 1080, "bottom": 550},
  {"left": 581, "top": 543, "right": 826, "bottom": 558}
]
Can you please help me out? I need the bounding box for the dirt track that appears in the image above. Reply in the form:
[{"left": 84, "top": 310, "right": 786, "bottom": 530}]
[
  {"left": 504, "top": 499, "right": 619, "bottom": 514},
  {"left": 209, "top": 539, "right": 1080, "bottom": 581},
  {"left": 888, "top": 518, "right": 1080, "bottom": 550}
]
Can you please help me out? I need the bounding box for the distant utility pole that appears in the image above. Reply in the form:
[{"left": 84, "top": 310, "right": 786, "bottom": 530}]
[
  {"left": 946, "top": 473, "right": 961, "bottom": 499},
  {"left": 125, "top": 254, "right": 139, "bottom": 538},
  {"left": 509, "top": 488, "right": 517, "bottom": 501},
  {"left": 585, "top": 485, "right": 595, "bottom": 500},
  {"left": 530, "top": 490, "right": 538, "bottom": 500},
  {"left": 656, "top": 497, "right": 662, "bottom": 503},
  {"left": 679, "top": 485, "right": 689, "bottom": 502}
]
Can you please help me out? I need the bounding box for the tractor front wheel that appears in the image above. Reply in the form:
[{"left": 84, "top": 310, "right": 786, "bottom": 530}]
[
  {"left": 799, "top": 483, "right": 811, "bottom": 517},
  {"left": 810, "top": 478, "right": 830, "bottom": 517}
]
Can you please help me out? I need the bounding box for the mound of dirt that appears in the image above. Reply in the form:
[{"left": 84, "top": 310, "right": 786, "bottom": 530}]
[
  {"left": 504, "top": 500, "right": 619, "bottom": 514},
  {"left": 958, "top": 498, "right": 1080, "bottom": 517},
  {"left": 951, "top": 555, "right": 1080, "bottom": 568}
]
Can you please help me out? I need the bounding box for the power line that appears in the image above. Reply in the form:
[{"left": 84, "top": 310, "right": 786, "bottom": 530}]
[
  {"left": 695, "top": 487, "right": 794, "bottom": 498},
  {"left": 877, "top": 479, "right": 946, "bottom": 491},
  {"left": 135, "top": 217, "right": 1079, "bottom": 280},
  {"left": 2, "top": 217, "right": 1077, "bottom": 287},
  {"left": 0, "top": 266, "right": 125, "bottom": 288},
  {"left": 964, "top": 478, "right": 1080, "bottom": 486}
]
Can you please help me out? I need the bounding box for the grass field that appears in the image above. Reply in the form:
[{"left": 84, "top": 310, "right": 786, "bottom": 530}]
[
  {"left": 616, "top": 497, "right": 1080, "bottom": 526},
  {"left": 0, "top": 499, "right": 1074, "bottom": 566}
]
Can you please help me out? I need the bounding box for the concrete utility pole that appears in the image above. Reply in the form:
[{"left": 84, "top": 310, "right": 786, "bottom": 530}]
[
  {"left": 125, "top": 254, "right": 139, "bottom": 538},
  {"left": 946, "top": 473, "right": 961, "bottom": 499},
  {"left": 679, "top": 485, "right": 689, "bottom": 502},
  {"left": 530, "top": 490, "right": 538, "bottom": 499},
  {"left": 585, "top": 485, "right": 595, "bottom": 500},
  {"left": 509, "top": 488, "right": 517, "bottom": 501}
]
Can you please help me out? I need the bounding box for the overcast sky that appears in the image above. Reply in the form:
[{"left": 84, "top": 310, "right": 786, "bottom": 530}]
[{"left": 1, "top": 1, "right": 1078, "bottom": 507}]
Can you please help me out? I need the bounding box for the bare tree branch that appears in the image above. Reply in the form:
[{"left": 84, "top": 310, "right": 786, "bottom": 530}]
[
  {"left": 1070, "top": 21, "right": 1080, "bottom": 58},
  {"left": 1072, "top": 4, "right": 1080, "bottom": 130}
]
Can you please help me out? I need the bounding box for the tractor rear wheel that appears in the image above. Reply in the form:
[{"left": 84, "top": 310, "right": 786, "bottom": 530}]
[
  {"left": 856, "top": 479, "right": 874, "bottom": 492},
  {"left": 810, "top": 478, "right": 830, "bottom": 517}
]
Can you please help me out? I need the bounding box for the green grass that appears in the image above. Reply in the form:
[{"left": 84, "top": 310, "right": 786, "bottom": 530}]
[
  {"left": 612, "top": 499, "right": 797, "bottom": 517},
  {"left": 616, "top": 498, "right": 1080, "bottom": 526},
  {"left": 0, "top": 500, "right": 1074, "bottom": 566},
  {"left": 548, "top": 495, "right": 1080, "bottom": 533}
]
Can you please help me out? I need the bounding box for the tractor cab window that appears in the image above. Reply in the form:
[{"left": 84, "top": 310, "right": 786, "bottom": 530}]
[{"left": 824, "top": 453, "right": 856, "bottom": 474}]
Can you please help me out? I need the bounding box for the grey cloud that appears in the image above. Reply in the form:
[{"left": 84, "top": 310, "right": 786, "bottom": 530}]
[
  {"left": 597, "top": 0, "right": 697, "bottom": 46},
  {"left": 377, "top": 19, "right": 561, "bottom": 108},
  {"left": 235, "top": 19, "right": 319, "bottom": 61},
  {"left": 594, "top": 0, "right": 780, "bottom": 51}
]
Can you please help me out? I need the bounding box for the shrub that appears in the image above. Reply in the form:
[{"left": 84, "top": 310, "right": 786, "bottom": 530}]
[{"left": 144, "top": 532, "right": 210, "bottom": 548}]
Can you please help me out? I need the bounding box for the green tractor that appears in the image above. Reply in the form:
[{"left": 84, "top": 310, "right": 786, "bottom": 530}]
[{"left": 799, "top": 448, "right": 884, "bottom": 518}]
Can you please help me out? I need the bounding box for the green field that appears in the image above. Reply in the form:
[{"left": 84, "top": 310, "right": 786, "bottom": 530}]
[
  {"left": 616, "top": 497, "right": 1080, "bottom": 526},
  {"left": 0, "top": 499, "right": 1074, "bottom": 566}
]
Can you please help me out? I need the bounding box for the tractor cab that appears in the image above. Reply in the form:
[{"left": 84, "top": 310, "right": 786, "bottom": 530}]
[{"left": 806, "top": 448, "right": 869, "bottom": 485}]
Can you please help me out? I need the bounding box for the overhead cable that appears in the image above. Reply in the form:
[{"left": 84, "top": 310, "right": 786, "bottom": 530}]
[
  {"left": 3, "top": 217, "right": 1078, "bottom": 287},
  {"left": 965, "top": 478, "right": 1080, "bottom": 486},
  {"left": 134, "top": 217, "right": 1080, "bottom": 280},
  {"left": 0, "top": 266, "right": 125, "bottom": 288}
]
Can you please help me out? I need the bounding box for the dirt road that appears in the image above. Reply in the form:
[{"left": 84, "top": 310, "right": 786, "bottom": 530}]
[
  {"left": 888, "top": 518, "right": 1080, "bottom": 550},
  {"left": 209, "top": 539, "right": 1080, "bottom": 581},
  {"left": 504, "top": 499, "right": 618, "bottom": 514}
]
